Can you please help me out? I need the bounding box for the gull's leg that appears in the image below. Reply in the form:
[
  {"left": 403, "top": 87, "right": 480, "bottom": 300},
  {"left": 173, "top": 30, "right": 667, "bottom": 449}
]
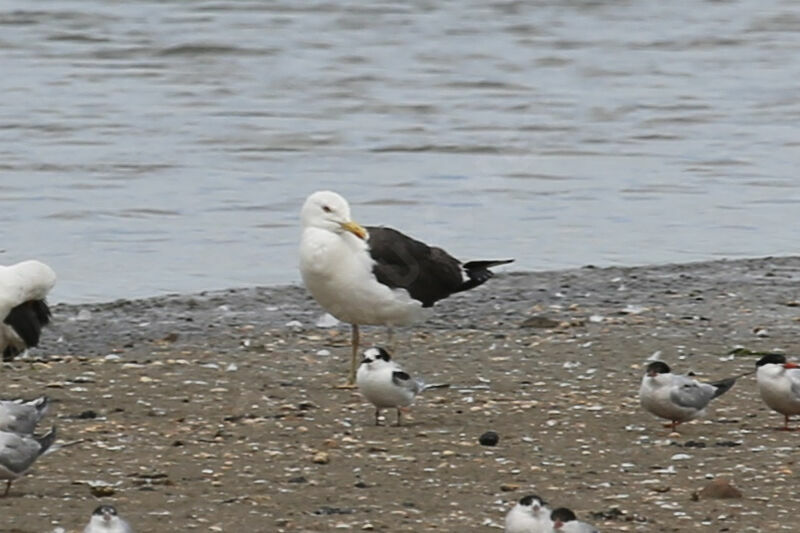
[
  {"left": 348, "top": 324, "right": 360, "bottom": 385},
  {"left": 2, "top": 480, "right": 10, "bottom": 497},
  {"left": 387, "top": 326, "right": 395, "bottom": 352},
  {"left": 396, "top": 408, "right": 402, "bottom": 426}
]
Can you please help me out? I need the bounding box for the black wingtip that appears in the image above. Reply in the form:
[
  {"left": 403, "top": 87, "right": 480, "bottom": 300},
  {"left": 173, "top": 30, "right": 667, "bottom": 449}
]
[
  {"left": 462, "top": 259, "right": 515, "bottom": 271},
  {"left": 36, "top": 426, "right": 57, "bottom": 455},
  {"left": 709, "top": 377, "right": 738, "bottom": 398},
  {"left": 36, "top": 395, "right": 50, "bottom": 415},
  {"left": 458, "top": 259, "right": 514, "bottom": 292}
]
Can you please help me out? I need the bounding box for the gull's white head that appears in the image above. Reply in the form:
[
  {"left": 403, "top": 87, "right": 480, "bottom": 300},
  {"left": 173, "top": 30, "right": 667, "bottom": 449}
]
[{"left": 301, "top": 190, "right": 367, "bottom": 240}]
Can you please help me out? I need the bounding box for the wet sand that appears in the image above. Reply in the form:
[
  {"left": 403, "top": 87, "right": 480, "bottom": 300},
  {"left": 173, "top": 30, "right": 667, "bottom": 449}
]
[{"left": 2, "top": 257, "right": 800, "bottom": 532}]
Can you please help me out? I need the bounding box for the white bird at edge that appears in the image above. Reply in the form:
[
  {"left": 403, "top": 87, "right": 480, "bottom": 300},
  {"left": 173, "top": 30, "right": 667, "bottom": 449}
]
[
  {"left": 356, "top": 346, "right": 449, "bottom": 425},
  {"left": 0, "top": 260, "right": 56, "bottom": 362},
  {"left": 299, "top": 190, "right": 513, "bottom": 385},
  {"left": 639, "top": 360, "right": 749, "bottom": 431},
  {"left": 755, "top": 353, "right": 800, "bottom": 430}
]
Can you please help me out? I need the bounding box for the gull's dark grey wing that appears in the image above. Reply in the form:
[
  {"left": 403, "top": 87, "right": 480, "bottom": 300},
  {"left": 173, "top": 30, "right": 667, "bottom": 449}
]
[{"left": 366, "top": 226, "right": 513, "bottom": 307}]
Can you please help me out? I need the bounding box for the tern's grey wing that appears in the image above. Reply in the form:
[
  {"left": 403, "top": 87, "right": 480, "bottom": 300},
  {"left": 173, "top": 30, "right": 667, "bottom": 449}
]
[
  {"left": 0, "top": 431, "right": 42, "bottom": 475},
  {"left": 120, "top": 518, "right": 135, "bottom": 533},
  {"left": 0, "top": 398, "right": 47, "bottom": 434},
  {"left": 669, "top": 376, "right": 715, "bottom": 410},
  {"left": 788, "top": 369, "right": 800, "bottom": 400},
  {"left": 391, "top": 371, "right": 421, "bottom": 394}
]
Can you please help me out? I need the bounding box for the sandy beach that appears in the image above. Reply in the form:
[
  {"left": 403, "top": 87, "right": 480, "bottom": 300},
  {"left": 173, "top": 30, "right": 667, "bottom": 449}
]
[{"left": 2, "top": 256, "right": 800, "bottom": 532}]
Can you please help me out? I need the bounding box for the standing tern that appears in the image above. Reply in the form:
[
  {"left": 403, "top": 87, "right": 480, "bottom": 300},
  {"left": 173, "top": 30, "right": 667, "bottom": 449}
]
[
  {"left": 755, "top": 354, "right": 800, "bottom": 430},
  {"left": 639, "top": 361, "right": 746, "bottom": 431},
  {"left": 356, "top": 346, "right": 449, "bottom": 426},
  {"left": 0, "top": 426, "right": 56, "bottom": 496}
]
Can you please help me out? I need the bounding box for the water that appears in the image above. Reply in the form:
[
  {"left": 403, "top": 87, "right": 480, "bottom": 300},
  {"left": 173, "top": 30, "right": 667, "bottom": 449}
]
[{"left": 1, "top": 0, "right": 799, "bottom": 303}]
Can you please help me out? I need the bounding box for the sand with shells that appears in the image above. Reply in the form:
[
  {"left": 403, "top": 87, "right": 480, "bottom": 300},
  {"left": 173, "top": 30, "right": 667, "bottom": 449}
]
[{"left": 2, "top": 256, "right": 800, "bottom": 532}]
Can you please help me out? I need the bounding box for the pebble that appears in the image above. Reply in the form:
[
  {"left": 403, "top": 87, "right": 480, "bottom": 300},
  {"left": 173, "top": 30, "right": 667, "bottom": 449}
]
[
  {"left": 312, "top": 451, "right": 330, "bottom": 464},
  {"left": 696, "top": 478, "right": 743, "bottom": 499},
  {"left": 315, "top": 313, "right": 340, "bottom": 328},
  {"left": 479, "top": 431, "right": 499, "bottom": 446},
  {"left": 520, "top": 316, "right": 560, "bottom": 329}
]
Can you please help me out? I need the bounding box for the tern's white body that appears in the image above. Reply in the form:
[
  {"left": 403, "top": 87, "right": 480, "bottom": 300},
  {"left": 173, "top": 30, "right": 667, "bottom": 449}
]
[
  {"left": 757, "top": 363, "right": 800, "bottom": 419},
  {"left": 553, "top": 520, "right": 600, "bottom": 533},
  {"left": 357, "top": 354, "right": 418, "bottom": 409}
]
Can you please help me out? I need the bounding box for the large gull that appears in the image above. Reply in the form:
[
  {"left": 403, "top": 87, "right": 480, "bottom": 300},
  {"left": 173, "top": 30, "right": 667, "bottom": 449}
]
[
  {"left": 299, "top": 190, "right": 513, "bottom": 384},
  {"left": 0, "top": 260, "right": 56, "bottom": 362}
]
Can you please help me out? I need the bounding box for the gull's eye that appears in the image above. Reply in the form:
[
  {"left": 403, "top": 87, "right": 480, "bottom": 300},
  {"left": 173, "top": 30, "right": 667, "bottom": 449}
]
[{"left": 322, "top": 205, "right": 332, "bottom": 213}]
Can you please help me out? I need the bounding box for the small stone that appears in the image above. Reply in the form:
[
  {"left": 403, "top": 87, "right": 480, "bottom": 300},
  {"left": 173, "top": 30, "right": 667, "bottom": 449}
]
[
  {"left": 500, "top": 483, "right": 519, "bottom": 492},
  {"left": 315, "top": 313, "right": 340, "bottom": 328},
  {"left": 479, "top": 431, "right": 499, "bottom": 446},
  {"left": 520, "top": 316, "right": 560, "bottom": 329},
  {"left": 89, "top": 485, "right": 116, "bottom": 497},
  {"left": 312, "top": 451, "right": 330, "bottom": 464},
  {"left": 697, "top": 478, "right": 743, "bottom": 499}
]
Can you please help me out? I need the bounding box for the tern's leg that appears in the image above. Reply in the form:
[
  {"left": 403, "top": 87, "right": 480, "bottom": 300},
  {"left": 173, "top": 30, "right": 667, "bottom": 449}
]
[
  {"left": 348, "top": 324, "right": 360, "bottom": 386},
  {"left": 387, "top": 327, "right": 395, "bottom": 352},
  {"left": 2, "top": 480, "right": 10, "bottom": 497},
  {"left": 375, "top": 408, "right": 381, "bottom": 426},
  {"left": 396, "top": 408, "right": 402, "bottom": 426}
]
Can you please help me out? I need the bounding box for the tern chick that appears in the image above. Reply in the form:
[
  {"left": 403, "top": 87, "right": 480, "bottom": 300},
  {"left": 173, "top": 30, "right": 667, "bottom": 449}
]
[
  {"left": 356, "top": 347, "right": 448, "bottom": 425},
  {"left": 84, "top": 505, "right": 134, "bottom": 533},
  {"left": 505, "top": 494, "right": 552, "bottom": 533}
]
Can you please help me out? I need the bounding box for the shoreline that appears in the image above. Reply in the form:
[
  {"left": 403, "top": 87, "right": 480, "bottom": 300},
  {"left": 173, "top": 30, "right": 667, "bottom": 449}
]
[{"left": 42, "top": 255, "right": 800, "bottom": 358}]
